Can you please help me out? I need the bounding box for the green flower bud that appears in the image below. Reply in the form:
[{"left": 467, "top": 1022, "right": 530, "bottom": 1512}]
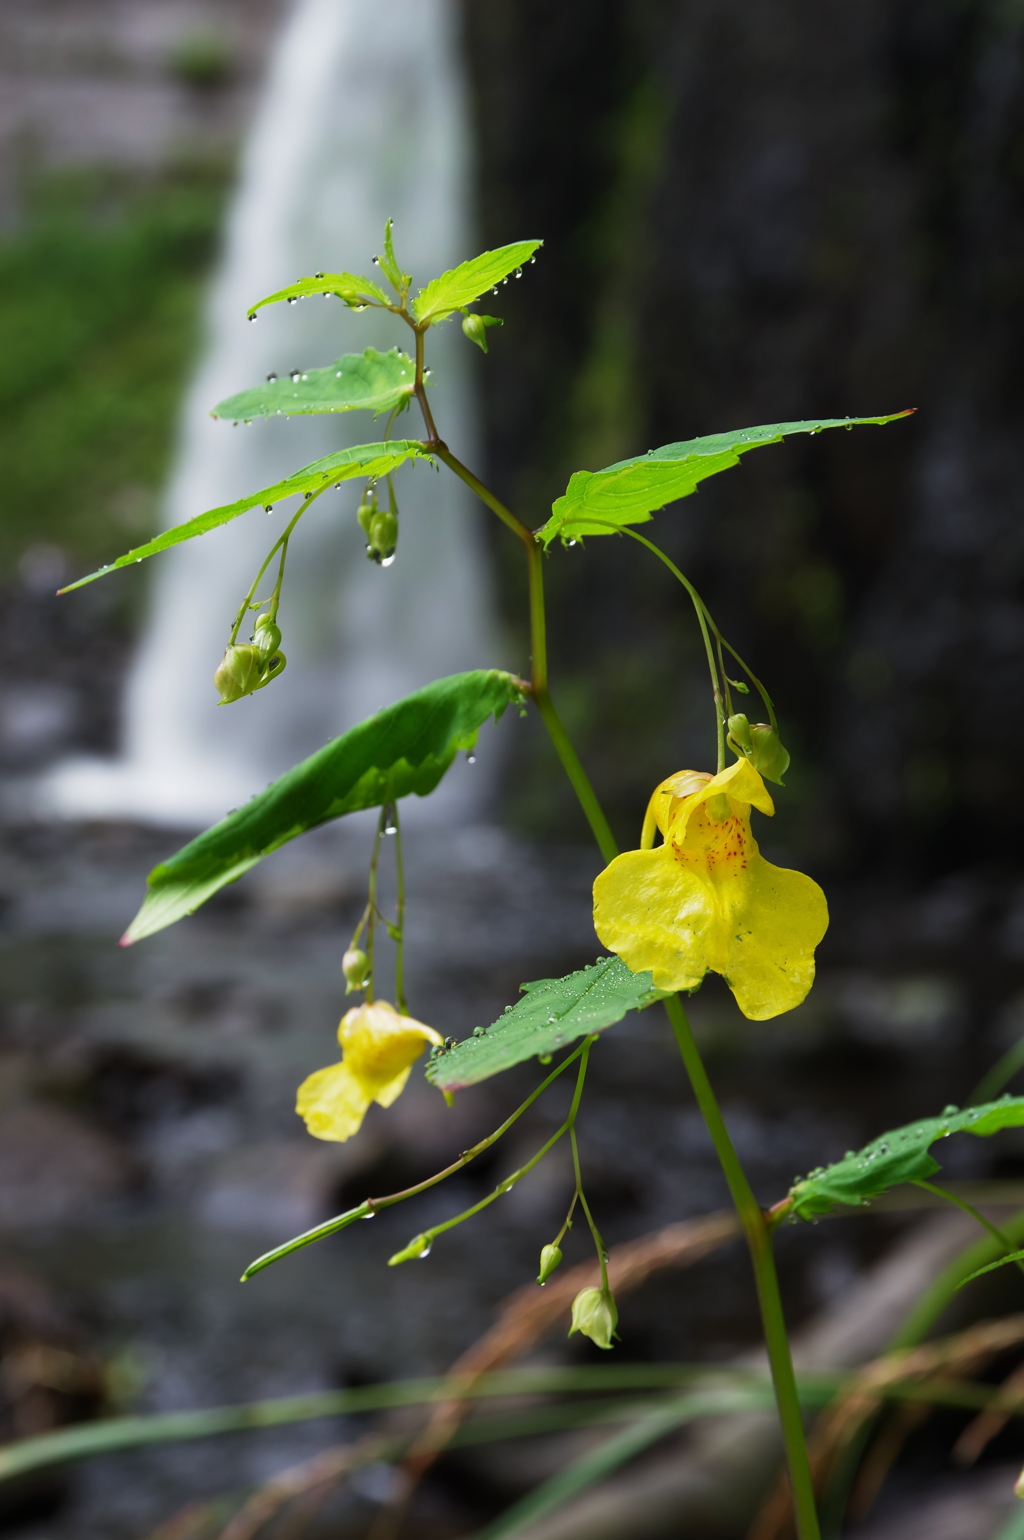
[
  {"left": 342, "top": 947, "right": 370, "bottom": 992},
  {"left": 537, "top": 1243, "right": 563, "bottom": 1284},
  {"left": 356, "top": 488, "right": 378, "bottom": 537},
  {"left": 747, "top": 723, "right": 790, "bottom": 785},
  {"left": 461, "top": 312, "right": 503, "bottom": 354},
  {"left": 387, "top": 1232, "right": 431, "bottom": 1266},
  {"left": 214, "top": 644, "right": 263, "bottom": 704},
  {"left": 568, "top": 1285, "right": 618, "bottom": 1350},
  {"left": 253, "top": 615, "right": 282, "bottom": 656},
  {"left": 368, "top": 508, "right": 398, "bottom": 561},
  {"left": 726, "top": 713, "right": 752, "bottom": 754},
  {"left": 253, "top": 650, "right": 287, "bottom": 690}
]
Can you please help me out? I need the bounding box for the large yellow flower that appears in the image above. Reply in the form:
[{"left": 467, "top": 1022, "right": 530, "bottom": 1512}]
[
  {"left": 297, "top": 1000, "right": 443, "bottom": 1142},
  {"left": 593, "top": 758, "right": 828, "bottom": 1020}
]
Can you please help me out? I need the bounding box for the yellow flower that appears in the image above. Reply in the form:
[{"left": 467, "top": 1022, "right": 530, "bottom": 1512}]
[
  {"left": 296, "top": 1000, "right": 443, "bottom": 1142},
  {"left": 593, "top": 758, "right": 828, "bottom": 1020}
]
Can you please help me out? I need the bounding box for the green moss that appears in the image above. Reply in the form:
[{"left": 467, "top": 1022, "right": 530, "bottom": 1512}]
[{"left": 0, "top": 166, "right": 229, "bottom": 577}]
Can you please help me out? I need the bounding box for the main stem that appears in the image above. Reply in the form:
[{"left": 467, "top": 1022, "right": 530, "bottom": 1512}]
[
  {"left": 416, "top": 378, "right": 816, "bottom": 1532},
  {"left": 431, "top": 444, "right": 618, "bottom": 865},
  {"left": 665, "top": 993, "right": 820, "bottom": 1540}
]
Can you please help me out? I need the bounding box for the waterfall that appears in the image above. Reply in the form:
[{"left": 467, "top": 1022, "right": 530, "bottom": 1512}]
[{"left": 43, "top": 0, "right": 494, "bottom": 826}]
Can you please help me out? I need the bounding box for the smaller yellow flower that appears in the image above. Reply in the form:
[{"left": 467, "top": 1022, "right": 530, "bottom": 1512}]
[
  {"left": 593, "top": 758, "right": 828, "bottom": 1020},
  {"left": 297, "top": 1000, "right": 443, "bottom": 1142}
]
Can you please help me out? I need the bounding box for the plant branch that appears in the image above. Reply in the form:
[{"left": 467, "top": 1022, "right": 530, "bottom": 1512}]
[{"left": 664, "top": 993, "right": 820, "bottom": 1540}]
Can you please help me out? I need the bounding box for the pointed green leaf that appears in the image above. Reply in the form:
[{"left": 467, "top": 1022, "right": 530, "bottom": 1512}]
[
  {"left": 788, "top": 1096, "right": 1024, "bottom": 1219},
  {"left": 121, "top": 671, "right": 523, "bottom": 944},
  {"left": 427, "top": 957, "right": 669, "bottom": 1091},
  {"left": 246, "top": 270, "right": 390, "bottom": 317},
  {"left": 212, "top": 348, "right": 416, "bottom": 421},
  {"left": 378, "top": 218, "right": 411, "bottom": 294},
  {"left": 412, "top": 240, "right": 543, "bottom": 324},
  {"left": 59, "top": 441, "right": 430, "bottom": 593},
  {"left": 954, "top": 1247, "right": 1024, "bottom": 1292},
  {"left": 537, "top": 412, "right": 915, "bottom": 547}
]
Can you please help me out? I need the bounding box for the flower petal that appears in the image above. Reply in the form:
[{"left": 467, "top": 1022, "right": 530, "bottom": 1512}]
[
  {"left": 374, "top": 1066, "right": 412, "bottom": 1108},
  {"left": 296, "top": 1062, "right": 371, "bottom": 1142},
  {"left": 722, "top": 859, "right": 829, "bottom": 1020},
  {"left": 593, "top": 846, "right": 712, "bottom": 992}
]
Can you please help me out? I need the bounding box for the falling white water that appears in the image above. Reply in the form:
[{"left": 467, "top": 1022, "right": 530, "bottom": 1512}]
[{"left": 44, "top": 0, "right": 495, "bottom": 825}]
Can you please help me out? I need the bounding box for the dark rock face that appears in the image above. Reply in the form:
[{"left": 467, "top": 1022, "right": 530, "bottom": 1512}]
[{"left": 461, "top": 0, "right": 1024, "bottom": 876}]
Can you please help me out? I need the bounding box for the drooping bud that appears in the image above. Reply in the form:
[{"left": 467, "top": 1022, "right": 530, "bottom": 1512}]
[
  {"left": 746, "top": 723, "right": 790, "bottom": 785},
  {"left": 254, "top": 650, "right": 287, "bottom": 690},
  {"left": 214, "top": 644, "right": 263, "bottom": 704},
  {"left": 537, "top": 1243, "right": 563, "bottom": 1285},
  {"left": 568, "top": 1285, "right": 618, "bottom": 1350},
  {"left": 461, "top": 312, "right": 503, "bottom": 354},
  {"left": 356, "top": 488, "right": 378, "bottom": 538},
  {"left": 253, "top": 614, "right": 282, "bottom": 657},
  {"left": 368, "top": 508, "right": 398, "bottom": 562},
  {"left": 342, "top": 947, "right": 370, "bottom": 992},
  {"left": 388, "top": 1232, "right": 431, "bottom": 1266},
  {"left": 726, "top": 713, "right": 753, "bottom": 754}
]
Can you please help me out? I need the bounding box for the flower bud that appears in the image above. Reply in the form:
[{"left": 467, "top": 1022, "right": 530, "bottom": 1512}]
[
  {"left": 747, "top": 723, "right": 790, "bottom": 785},
  {"left": 568, "top": 1285, "right": 618, "bottom": 1350},
  {"left": 461, "top": 312, "right": 503, "bottom": 354},
  {"left": 368, "top": 508, "right": 398, "bottom": 561},
  {"left": 253, "top": 615, "right": 282, "bottom": 656},
  {"left": 726, "top": 713, "right": 752, "bottom": 754},
  {"left": 214, "top": 644, "right": 263, "bottom": 703},
  {"left": 388, "top": 1232, "right": 431, "bottom": 1266},
  {"left": 537, "top": 1243, "right": 563, "bottom": 1284},
  {"left": 356, "top": 489, "right": 378, "bottom": 537},
  {"left": 254, "top": 650, "right": 287, "bottom": 689},
  {"left": 342, "top": 947, "right": 370, "bottom": 992}
]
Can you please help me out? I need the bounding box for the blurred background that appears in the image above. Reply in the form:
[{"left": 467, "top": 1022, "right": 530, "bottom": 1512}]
[{"left": 3, "top": 2, "right": 1024, "bottom": 1537}]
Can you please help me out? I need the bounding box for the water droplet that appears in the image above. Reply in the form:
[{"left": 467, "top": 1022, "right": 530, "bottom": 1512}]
[
  {"left": 942, "top": 1104, "right": 959, "bottom": 1117},
  {"left": 418, "top": 1242, "right": 432, "bottom": 1258},
  {"left": 568, "top": 539, "right": 577, "bottom": 547},
  {"left": 530, "top": 256, "right": 536, "bottom": 264},
  {"left": 248, "top": 313, "right": 258, "bottom": 322},
  {"left": 361, "top": 1209, "right": 376, "bottom": 1219},
  {"left": 264, "top": 504, "right": 273, "bottom": 513},
  {"left": 385, "top": 822, "right": 397, "bottom": 836},
  {"left": 301, "top": 374, "right": 308, "bottom": 381},
  {"left": 314, "top": 272, "right": 324, "bottom": 279},
  {"left": 381, "top": 554, "right": 396, "bottom": 567},
  {"left": 492, "top": 287, "right": 499, "bottom": 295},
  {"left": 467, "top": 754, "right": 476, "bottom": 764},
  {"left": 515, "top": 268, "right": 522, "bottom": 278},
  {"left": 290, "top": 370, "right": 301, "bottom": 381},
  {"left": 373, "top": 256, "right": 380, "bottom": 265},
  {"left": 288, "top": 297, "right": 298, "bottom": 305},
  {"left": 266, "top": 372, "right": 278, "bottom": 382}
]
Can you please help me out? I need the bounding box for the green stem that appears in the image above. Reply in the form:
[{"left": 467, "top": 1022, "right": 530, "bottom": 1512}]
[
  {"left": 912, "top": 1179, "right": 1024, "bottom": 1280},
  {"left": 970, "top": 1035, "right": 1024, "bottom": 1106},
  {"left": 243, "top": 1044, "right": 590, "bottom": 1279},
  {"left": 396, "top": 1042, "right": 597, "bottom": 1258},
  {"left": 664, "top": 993, "right": 820, "bottom": 1540},
  {"left": 393, "top": 803, "right": 407, "bottom": 1013},
  {"left": 228, "top": 491, "right": 319, "bottom": 644},
  {"left": 616, "top": 526, "right": 726, "bottom": 772},
  {"left": 431, "top": 443, "right": 619, "bottom": 864},
  {"left": 364, "top": 806, "right": 387, "bottom": 1003}
]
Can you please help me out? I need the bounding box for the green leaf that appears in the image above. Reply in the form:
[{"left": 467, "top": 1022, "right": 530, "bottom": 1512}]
[
  {"left": 246, "top": 270, "right": 391, "bottom": 318},
  {"left": 59, "top": 440, "right": 430, "bottom": 593},
  {"left": 122, "top": 671, "right": 523, "bottom": 944},
  {"left": 378, "top": 218, "right": 411, "bottom": 294},
  {"left": 788, "top": 1096, "right": 1024, "bottom": 1219},
  {"left": 954, "top": 1248, "right": 1024, "bottom": 1292},
  {"left": 412, "top": 240, "right": 543, "bottom": 324},
  {"left": 427, "top": 957, "right": 668, "bottom": 1092},
  {"left": 212, "top": 348, "right": 416, "bottom": 422},
  {"left": 537, "top": 412, "right": 915, "bottom": 547}
]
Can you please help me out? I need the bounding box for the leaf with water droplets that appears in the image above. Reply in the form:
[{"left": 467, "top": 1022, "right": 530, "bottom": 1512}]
[
  {"left": 427, "top": 957, "right": 669, "bottom": 1091},
  {"left": 412, "top": 239, "right": 543, "bottom": 325},
  {"left": 121, "top": 671, "right": 525, "bottom": 944},
  {"left": 59, "top": 441, "right": 431, "bottom": 592},
  {"left": 788, "top": 1096, "right": 1024, "bottom": 1218},
  {"left": 537, "top": 412, "right": 915, "bottom": 548},
  {"left": 246, "top": 270, "right": 390, "bottom": 317},
  {"left": 213, "top": 348, "right": 416, "bottom": 421}
]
